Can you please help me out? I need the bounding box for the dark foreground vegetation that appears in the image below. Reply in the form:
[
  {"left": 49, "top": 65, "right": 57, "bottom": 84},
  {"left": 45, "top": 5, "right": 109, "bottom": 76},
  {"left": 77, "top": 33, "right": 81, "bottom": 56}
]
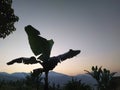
[
  {"left": 0, "top": 66, "right": 120, "bottom": 90},
  {"left": 0, "top": 76, "right": 120, "bottom": 90},
  {"left": 0, "top": 78, "right": 92, "bottom": 90}
]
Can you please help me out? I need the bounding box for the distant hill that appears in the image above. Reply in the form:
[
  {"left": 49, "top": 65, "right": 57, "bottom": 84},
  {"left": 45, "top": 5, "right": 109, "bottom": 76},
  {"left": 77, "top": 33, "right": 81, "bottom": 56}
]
[
  {"left": 0, "top": 72, "right": 28, "bottom": 81},
  {"left": 0, "top": 71, "right": 96, "bottom": 87}
]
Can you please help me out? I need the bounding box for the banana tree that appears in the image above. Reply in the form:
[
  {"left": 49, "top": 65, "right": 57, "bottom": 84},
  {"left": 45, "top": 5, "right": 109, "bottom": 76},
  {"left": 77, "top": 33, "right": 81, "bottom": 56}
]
[{"left": 7, "top": 25, "right": 80, "bottom": 90}]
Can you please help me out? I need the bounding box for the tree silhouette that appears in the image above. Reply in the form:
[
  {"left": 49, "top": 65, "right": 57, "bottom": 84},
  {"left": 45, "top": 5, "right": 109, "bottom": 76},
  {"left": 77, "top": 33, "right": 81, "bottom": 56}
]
[
  {"left": 0, "top": 0, "right": 19, "bottom": 38},
  {"left": 85, "top": 66, "right": 116, "bottom": 90},
  {"left": 7, "top": 25, "right": 80, "bottom": 90}
]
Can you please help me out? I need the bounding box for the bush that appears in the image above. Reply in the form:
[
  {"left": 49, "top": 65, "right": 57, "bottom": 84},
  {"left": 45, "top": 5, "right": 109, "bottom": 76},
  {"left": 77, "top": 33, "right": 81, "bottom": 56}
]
[{"left": 63, "top": 78, "right": 92, "bottom": 90}]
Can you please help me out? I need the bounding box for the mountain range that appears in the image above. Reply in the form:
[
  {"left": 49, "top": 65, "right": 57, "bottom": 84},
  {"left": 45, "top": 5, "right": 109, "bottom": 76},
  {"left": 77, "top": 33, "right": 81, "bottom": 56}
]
[{"left": 0, "top": 71, "right": 97, "bottom": 87}]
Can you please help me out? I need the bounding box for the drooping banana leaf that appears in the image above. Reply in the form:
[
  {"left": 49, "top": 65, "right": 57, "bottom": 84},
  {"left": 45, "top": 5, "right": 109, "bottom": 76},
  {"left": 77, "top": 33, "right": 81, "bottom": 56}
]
[
  {"left": 41, "top": 49, "right": 80, "bottom": 71},
  {"left": 7, "top": 56, "right": 39, "bottom": 65},
  {"left": 25, "top": 25, "right": 54, "bottom": 61}
]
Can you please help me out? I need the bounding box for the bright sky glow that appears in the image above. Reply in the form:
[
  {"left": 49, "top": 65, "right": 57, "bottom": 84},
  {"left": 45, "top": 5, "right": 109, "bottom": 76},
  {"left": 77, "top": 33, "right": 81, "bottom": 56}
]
[{"left": 0, "top": 0, "right": 120, "bottom": 76}]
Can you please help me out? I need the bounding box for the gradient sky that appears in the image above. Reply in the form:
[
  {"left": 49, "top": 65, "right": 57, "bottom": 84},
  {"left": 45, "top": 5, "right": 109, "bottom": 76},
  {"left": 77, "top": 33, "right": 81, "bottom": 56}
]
[{"left": 0, "top": 0, "right": 120, "bottom": 76}]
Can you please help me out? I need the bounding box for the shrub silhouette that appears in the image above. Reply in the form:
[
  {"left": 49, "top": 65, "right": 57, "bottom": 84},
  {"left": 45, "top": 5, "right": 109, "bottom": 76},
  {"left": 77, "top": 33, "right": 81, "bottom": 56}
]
[
  {"left": 0, "top": 0, "right": 19, "bottom": 38},
  {"left": 7, "top": 25, "right": 80, "bottom": 90},
  {"left": 25, "top": 72, "right": 42, "bottom": 90},
  {"left": 85, "top": 66, "right": 116, "bottom": 90},
  {"left": 63, "top": 78, "right": 92, "bottom": 90}
]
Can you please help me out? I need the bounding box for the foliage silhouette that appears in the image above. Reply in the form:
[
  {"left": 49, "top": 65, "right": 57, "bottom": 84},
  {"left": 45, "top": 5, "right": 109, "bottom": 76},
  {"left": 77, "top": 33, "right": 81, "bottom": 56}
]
[
  {"left": 7, "top": 25, "right": 80, "bottom": 90},
  {"left": 0, "top": 0, "right": 19, "bottom": 38},
  {"left": 63, "top": 78, "right": 92, "bottom": 90},
  {"left": 25, "top": 72, "right": 42, "bottom": 90},
  {"left": 25, "top": 25, "right": 54, "bottom": 61},
  {"left": 0, "top": 78, "right": 93, "bottom": 90},
  {"left": 85, "top": 66, "right": 116, "bottom": 90}
]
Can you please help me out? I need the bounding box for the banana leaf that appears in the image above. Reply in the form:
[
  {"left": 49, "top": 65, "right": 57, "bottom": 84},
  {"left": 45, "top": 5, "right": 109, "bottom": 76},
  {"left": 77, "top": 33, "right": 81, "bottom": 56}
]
[{"left": 25, "top": 25, "right": 54, "bottom": 61}]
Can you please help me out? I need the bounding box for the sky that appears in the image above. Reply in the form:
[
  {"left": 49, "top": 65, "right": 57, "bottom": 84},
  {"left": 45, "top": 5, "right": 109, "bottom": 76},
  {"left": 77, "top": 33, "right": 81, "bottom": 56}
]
[{"left": 0, "top": 0, "right": 120, "bottom": 76}]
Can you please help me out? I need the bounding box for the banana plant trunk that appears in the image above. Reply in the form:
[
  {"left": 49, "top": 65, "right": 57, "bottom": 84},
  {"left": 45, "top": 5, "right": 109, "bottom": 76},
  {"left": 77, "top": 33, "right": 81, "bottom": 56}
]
[{"left": 44, "top": 71, "right": 49, "bottom": 90}]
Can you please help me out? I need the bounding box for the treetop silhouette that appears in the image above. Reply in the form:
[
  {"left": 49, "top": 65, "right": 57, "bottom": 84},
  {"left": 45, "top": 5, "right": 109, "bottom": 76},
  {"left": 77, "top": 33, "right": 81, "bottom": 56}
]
[{"left": 0, "top": 0, "right": 19, "bottom": 38}]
